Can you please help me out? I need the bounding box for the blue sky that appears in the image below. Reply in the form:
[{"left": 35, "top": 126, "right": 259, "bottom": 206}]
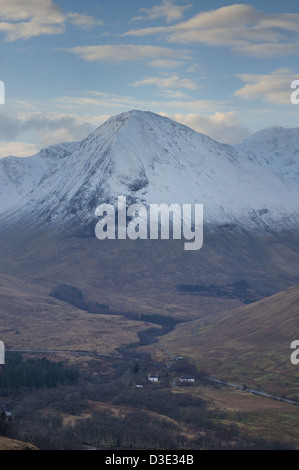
[{"left": 0, "top": 0, "right": 299, "bottom": 157}]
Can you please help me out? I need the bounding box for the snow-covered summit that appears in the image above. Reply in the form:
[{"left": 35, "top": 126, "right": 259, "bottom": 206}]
[
  {"left": 234, "top": 126, "right": 299, "bottom": 185},
  {"left": 0, "top": 110, "right": 299, "bottom": 231}
]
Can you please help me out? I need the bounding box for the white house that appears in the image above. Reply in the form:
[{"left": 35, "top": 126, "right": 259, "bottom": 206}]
[
  {"left": 179, "top": 377, "right": 195, "bottom": 384},
  {"left": 148, "top": 375, "right": 159, "bottom": 383}
]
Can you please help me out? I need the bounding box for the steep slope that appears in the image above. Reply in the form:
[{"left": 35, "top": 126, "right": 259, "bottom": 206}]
[
  {"left": 0, "top": 142, "right": 78, "bottom": 216},
  {"left": 0, "top": 437, "right": 38, "bottom": 451},
  {"left": 0, "top": 272, "right": 156, "bottom": 354},
  {"left": 1, "top": 111, "right": 299, "bottom": 232},
  {"left": 145, "top": 283, "right": 299, "bottom": 398},
  {"left": 234, "top": 127, "right": 299, "bottom": 185}
]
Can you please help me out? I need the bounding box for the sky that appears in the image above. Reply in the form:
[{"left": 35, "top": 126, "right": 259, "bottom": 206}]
[{"left": 0, "top": 0, "right": 299, "bottom": 157}]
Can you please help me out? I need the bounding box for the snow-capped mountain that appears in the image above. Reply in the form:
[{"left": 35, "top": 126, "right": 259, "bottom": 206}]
[
  {"left": 234, "top": 127, "right": 299, "bottom": 185},
  {"left": 0, "top": 110, "right": 299, "bottom": 231},
  {"left": 0, "top": 142, "right": 78, "bottom": 215}
]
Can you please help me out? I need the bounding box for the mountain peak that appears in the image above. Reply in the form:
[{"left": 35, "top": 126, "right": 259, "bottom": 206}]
[
  {"left": 1, "top": 111, "right": 299, "bottom": 232},
  {"left": 243, "top": 125, "right": 299, "bottom": 142},
  {"left": 90, "top": 110, "right": 199, "bottom": 142},
  {"left": 235, "top": 125, "right": 299, "bottom": 185}
]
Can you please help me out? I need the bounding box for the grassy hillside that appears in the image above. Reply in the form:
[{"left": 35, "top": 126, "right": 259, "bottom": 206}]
[
  {"left": 143, "top": 284, "right": 299, "bottom": 399},
  {"left": 0, "top": 273, "right": 159, "bottom": 355},
  {"left": 0, "top": 436, "right": 38, "bottom": 450},
  {"left": 1, "top": 226, "right": 299, "bottom": 321}
]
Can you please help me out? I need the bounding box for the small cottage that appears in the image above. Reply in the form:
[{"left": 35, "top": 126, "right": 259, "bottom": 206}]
[
  {"left": 148, "top": 375, "right": 159, "bottom": 383},
  {"left": 179, "top": 377, "right": 195, "bottom": 384}
]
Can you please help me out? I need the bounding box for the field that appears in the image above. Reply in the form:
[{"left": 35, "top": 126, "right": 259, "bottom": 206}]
[
  {"left": 0, "top": 436, "right": 38, "bottom": 450},
  {"left": 0, "top": 273, "right": 160, "bottom": 354}
]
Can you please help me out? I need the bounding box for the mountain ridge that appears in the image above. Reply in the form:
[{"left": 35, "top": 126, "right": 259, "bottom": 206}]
[
  {"left": 0, "top": 112, "right": 299, "bottom": 321},
  {"left": 234, "top": 126, "right": 299, "bottom": 185},
  {"left": 0, "top": 110, "right": 299, "bottom": 233}
]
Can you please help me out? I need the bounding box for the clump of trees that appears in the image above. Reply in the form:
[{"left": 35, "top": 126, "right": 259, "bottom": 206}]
[
  {"left": 0, "top": 353, "right": 295, "bottom": 450},
  {"left": 50, "top": 284, "right": 109, "bottom": 312},
  {"left": 0, "top": 353, "right": 79, "bottom": 394},
  {"left": 70, "top": 410, "right": 181, "bottom": 449},
  {"left": 176, "top": 279, "right": 259, "bottom": 303},
  {"left": 136, "top": 313, "right": 178, "bottom": 328},
  {"left": 170, "top": 358, "right": 199, "bottom": 378}
]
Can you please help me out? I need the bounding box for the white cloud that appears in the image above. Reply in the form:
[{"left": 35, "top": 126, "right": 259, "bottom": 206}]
[
  {"left": 233, "top": 42, "right": 299, "bottom": 58},
  {"left": 157, "top": 89, "right": 188, "bottom": 98},
  {"left": 161, "top": 111, "right": 250, "bottom": 143},
  {"left": 53, "top": 91, "right": 225, "bottom": 116},
  {"left": 124, "top": 4, "right": 299, "bottom": 57},
  {"left": 0, "top": 111, "right": 97, "bottom": 150},
  {"left": 148, "top": 59, "right": 183, "bottom": 68},
  {"left": 0, "top": 0, "right": 103, "bottom": 41},
  {"left": 0, "top": 0, "right": 64, "bottom": 41},
  {"left": 131, "top": 74, "right": 198, "bottom": 90},
  {"left": 235, "top": 68, "right": 298, "bottom": 104},
  {"left": 0, "top": 20, "right": 65, "bottom": 41},
  {"left": 0, "top": 141, "right": 40, "bottom": 158},
  {"left": 151, "top": 98, "right": 226, "bottom": 113},
  {"left": 66, "top": 44, "right": 180, "bottom": 62},
  {"left": 0, "top": 0, "right": 63, "bottom": 22},
  {"left": 21, "top": 112, "right": 96, "bottom": 145},
  {"left": 54, "top": 92, "right": 142, "bottom": 110},
  {"left": 66, "top": 12, "right": 104, "bottom": 30},
  {"left": 132, "top": 0, "right": 192, "bottom": 24}
]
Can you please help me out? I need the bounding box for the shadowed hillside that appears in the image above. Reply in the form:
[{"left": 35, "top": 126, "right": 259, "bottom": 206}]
[{"left": 143, "top": 284, "right": 299, "bottom": 399}]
